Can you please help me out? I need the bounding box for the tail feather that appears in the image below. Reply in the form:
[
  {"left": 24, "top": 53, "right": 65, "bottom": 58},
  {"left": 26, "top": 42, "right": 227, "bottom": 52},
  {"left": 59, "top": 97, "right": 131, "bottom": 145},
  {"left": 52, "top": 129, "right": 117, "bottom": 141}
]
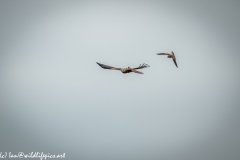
[{"left": 132, "top": 69, "right": 143, "bottom": 74}]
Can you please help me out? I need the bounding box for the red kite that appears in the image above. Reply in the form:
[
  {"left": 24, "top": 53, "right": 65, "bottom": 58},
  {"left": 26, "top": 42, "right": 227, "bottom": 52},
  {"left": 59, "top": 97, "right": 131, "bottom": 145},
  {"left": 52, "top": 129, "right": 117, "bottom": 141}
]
[
  {"left": 96, "top": 62, "right": 150, "bottom": 74},
  {"left": 156, "top": 51, "right": 178, "bottom": 68}
]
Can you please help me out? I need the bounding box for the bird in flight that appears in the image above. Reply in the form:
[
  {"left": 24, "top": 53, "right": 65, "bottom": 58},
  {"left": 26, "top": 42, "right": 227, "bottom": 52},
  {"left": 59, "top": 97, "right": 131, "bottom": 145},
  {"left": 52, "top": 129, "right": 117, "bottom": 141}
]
[
  {"left": 96, "top": 62, "right": 150, "bottom": 74},
  {"left": 156, "top": 51, "right": 178, "bottom": 68}
]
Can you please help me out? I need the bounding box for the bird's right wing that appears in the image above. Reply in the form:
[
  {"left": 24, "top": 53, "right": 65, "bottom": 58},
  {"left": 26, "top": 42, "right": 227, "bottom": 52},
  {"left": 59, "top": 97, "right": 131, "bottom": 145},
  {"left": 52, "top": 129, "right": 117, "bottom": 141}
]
[
  {"left": 172, "top": 59, "right": 178, "bottom": 68},
  {"left": 96, "top": 62, "right": 121, "bottom": 70},
  {"left": 133, "top": 63, "right": 150, "bottom": 70}
]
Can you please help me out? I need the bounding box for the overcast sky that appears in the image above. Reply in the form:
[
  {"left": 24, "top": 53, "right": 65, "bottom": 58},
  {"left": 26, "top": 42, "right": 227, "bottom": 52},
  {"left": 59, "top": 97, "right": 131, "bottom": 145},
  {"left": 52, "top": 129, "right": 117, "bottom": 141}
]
[{"left": 0, "top": 0, "right": 240, "bottom": 160}]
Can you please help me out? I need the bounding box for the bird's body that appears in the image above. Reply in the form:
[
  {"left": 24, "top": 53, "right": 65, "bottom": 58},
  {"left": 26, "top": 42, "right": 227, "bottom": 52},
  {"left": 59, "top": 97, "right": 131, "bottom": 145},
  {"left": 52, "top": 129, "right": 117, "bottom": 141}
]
[
  {"left": 121, "top": 68, "right": 132, "bottom": 74},
  {"left": 96, "top": 62, "right": 149, "bottom": 74},
  {"left": 156, "top": 51, "right": 178, "bottom": 68}
]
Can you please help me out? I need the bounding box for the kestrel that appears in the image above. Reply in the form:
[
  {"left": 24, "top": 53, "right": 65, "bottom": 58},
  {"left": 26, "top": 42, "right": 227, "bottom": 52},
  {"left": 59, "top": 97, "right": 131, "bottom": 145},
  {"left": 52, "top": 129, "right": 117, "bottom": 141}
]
[
  {"left": 156, "top": 51, "right": 178, "bottom": 68},
  {"left": 96, "top": 62, "right": 150, "bottom": 74}
]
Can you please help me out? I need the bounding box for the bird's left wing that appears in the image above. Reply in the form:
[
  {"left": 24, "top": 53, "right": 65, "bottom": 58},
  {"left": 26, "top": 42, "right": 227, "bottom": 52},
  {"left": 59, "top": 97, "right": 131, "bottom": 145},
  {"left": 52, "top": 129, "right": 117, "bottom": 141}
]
[
  {"left": 96, "top": 62, "right": 121, "bottom": 70},
  {"left": 156, "top": 53, "right": 171, "bottom": 56}
]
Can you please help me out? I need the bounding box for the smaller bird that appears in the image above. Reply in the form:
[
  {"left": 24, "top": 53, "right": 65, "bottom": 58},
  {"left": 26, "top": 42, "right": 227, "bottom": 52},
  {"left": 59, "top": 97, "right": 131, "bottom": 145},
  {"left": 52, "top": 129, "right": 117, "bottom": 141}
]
[
  {"left": 156, "top": 51, "right": 178, "bottom": 68},
  {"left": 96, "top": 62, "right": 150, "bottom": 74}
]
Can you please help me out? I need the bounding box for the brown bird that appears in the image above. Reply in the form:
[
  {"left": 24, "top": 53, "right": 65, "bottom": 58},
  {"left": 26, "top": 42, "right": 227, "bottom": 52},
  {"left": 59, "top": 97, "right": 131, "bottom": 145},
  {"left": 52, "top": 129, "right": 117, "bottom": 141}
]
[
  {"left": 96, "top": 62, "right": 150, "bottom": 74},
  {"left": 156, "top": 51, "right": 178, "bottom": 68}
]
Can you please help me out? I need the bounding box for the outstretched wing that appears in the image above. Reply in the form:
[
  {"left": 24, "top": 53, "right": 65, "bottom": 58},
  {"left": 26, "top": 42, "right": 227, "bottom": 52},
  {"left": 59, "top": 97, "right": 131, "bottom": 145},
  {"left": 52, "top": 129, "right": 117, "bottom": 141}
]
[
  {"left": 156, "top": 53, "right": 171, "bottom": 56},
  {"left": 134, "top": 63, "right": 150, "bottom": 70},
  {"left": 172, "top": 59, "right": 178, "bottom": 68},
  {"left": 96, "top": 62, "right": 121, "bottom": 70}
]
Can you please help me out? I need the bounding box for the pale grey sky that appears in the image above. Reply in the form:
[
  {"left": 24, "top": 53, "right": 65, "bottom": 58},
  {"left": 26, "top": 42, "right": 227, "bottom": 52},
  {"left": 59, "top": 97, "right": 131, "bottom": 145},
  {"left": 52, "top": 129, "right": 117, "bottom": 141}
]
[{"left": 0, "top": 0, "right": 240, "bottom": 160}]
